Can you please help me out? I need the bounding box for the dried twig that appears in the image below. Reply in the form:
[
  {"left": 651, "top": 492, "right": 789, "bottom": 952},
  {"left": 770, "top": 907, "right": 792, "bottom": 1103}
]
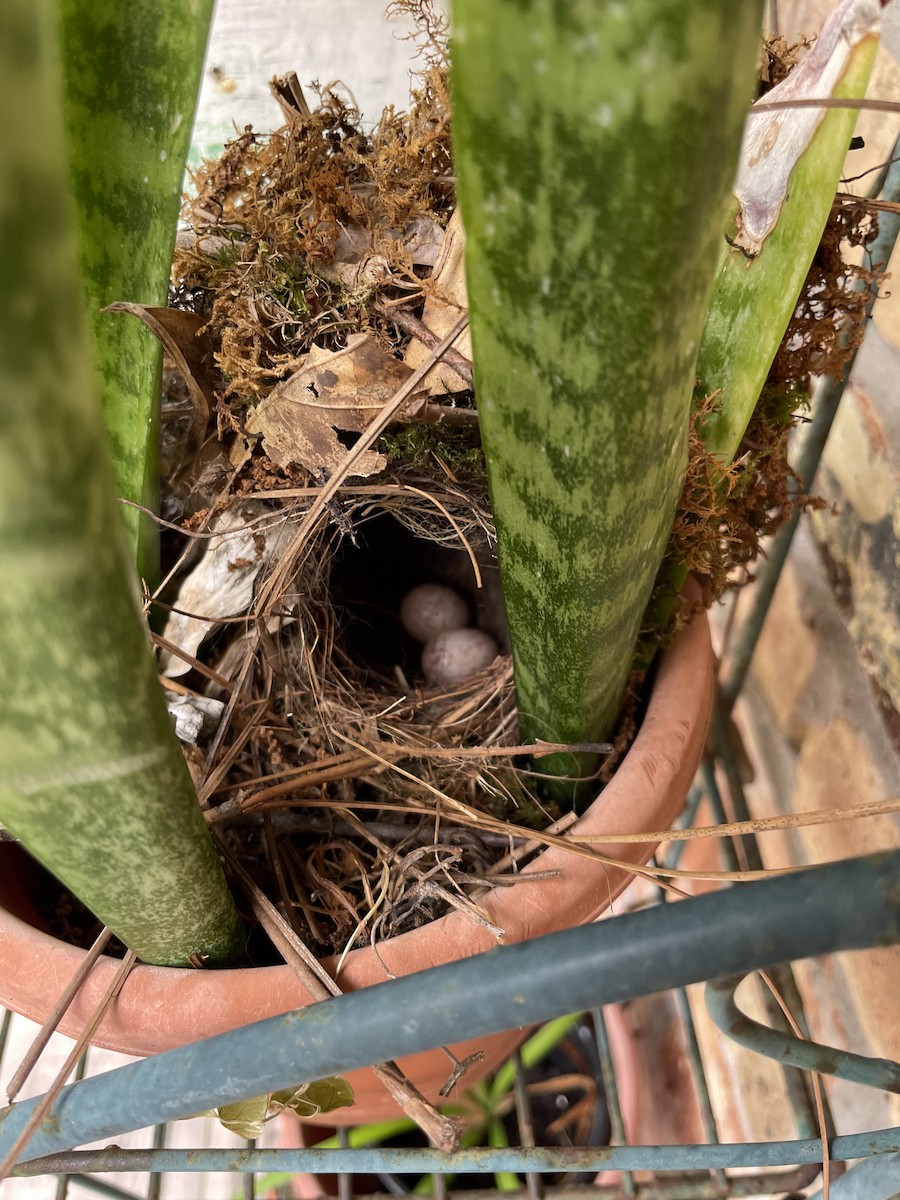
[
  {"left": 375, "top": 301, "right": 474, "bottom": 386},
  {"left": 5, "top": 928, "right": 113, "bottom": 1103},
  {"left": 0, "top": 952, "right": 136, "bottom": 1184}
]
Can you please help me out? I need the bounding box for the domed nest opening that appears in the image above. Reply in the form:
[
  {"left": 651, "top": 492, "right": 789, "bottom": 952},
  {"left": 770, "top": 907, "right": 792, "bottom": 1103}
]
[{"left": 328, "top": 509, "right": 508, "bottom": 688}]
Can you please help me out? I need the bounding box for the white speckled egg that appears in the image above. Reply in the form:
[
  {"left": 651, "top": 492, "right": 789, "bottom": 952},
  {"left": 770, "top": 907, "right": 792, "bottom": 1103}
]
[
  {"left": 400, "top": 583, "right": 469, "bottom": 644},
  {"left": 422, "top": 628, "right": 499, "bottom": 686}
]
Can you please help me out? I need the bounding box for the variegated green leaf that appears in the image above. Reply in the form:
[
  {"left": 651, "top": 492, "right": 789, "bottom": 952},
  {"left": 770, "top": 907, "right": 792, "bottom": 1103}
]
[
  {"left": 451, "top": 0, "right": 763, "bottom": 784},
  {"left": 56, "top": 0, "right": 214, "bottom": 579},
  {"left": 216, "top": 1096, "right": 270, "bottom": 1140},
  {"left": 271, "top": 1077, "right": 356, "bottom": 1118},
  {"left": 0, "top": 0, "right": 243, "bottom": 967}
]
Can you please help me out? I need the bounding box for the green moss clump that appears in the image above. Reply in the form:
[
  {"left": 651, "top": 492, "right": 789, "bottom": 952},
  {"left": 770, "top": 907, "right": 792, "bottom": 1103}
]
[{"left": 379, "top": 418, "right": 484, "bottom": 478}]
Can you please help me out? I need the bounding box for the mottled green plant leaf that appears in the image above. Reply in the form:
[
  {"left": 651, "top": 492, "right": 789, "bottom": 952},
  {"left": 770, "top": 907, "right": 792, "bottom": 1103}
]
[
  {"left": 214, "top": 1078, "right": 355, "bottom": 1138},
  {"left": 272, "top": 1077, "right": 356, "bottom": 1117},
  {"left": 216, "top": 1096, "right": 271, "bottom": 1140},
  {"left": 56, "top": 0, "right": 214, "bottom": 579},
  {"left": 451, "top": 0, "right": 763, "bottom": 788},
  {"left": 0, "top": 0, "right": 244, "bottom": 967}
]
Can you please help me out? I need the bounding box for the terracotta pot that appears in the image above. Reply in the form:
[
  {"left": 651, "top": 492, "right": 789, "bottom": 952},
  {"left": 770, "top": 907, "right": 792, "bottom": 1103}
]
[{"left": 0, "top": 609, "right": 713, "bottom": 1125}]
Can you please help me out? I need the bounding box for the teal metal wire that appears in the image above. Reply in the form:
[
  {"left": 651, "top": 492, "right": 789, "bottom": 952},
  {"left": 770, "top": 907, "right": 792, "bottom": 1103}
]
[
  {"left": 706, "top": 975, "right": 900, "bottom": 1093},
  {"left": 13, "top": 1127, "right": 900, "bottom": 1178}
]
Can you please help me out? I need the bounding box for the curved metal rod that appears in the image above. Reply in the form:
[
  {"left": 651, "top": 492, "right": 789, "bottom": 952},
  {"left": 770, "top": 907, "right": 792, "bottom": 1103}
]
[
  {"left": 1, "top": 851, "right": 898, "bottom": 1167},
  {"left": 706, "top": 974, "right": 900, "bottom": 1093}
]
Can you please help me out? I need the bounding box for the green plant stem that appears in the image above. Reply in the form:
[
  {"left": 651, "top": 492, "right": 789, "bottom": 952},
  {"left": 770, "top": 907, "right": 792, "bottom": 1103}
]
[
  {"left": 0, "top": 0, "right": 244, "bottom": 967},
  {"left": 450, "top": 0, "right": 763, "bottom": 794},
  {"left": 56, "top": 0, "right": 214, "bottom": 581},
  {"left": 486, "top": 1117, "right": 520, "bottom": 1192}
]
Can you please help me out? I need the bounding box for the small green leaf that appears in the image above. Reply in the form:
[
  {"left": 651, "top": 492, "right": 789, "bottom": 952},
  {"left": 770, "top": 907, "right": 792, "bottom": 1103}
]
[{"left": 216, "top": 1096, "right": 270, "bottom": 1139}]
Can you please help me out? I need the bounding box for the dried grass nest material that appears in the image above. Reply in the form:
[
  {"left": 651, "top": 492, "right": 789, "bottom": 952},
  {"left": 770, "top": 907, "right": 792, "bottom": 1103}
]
[
  {"left": 172, "top": 60, "right": 455, "bottom": 408},
  {"left": 192, "top": 477, "right": 578, "bottom": 959}
]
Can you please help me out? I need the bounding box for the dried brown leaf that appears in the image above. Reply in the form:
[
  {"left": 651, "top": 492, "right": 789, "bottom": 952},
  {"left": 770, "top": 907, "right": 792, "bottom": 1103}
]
[
  {"left": 246, "top": 333, "right": 424, "bottom": 476},
  {"left": 105, "top": 303, "right": 214, "bottom": 452},
  {"left": 404, "top": 208, "right": 472, "bottom": 393}
]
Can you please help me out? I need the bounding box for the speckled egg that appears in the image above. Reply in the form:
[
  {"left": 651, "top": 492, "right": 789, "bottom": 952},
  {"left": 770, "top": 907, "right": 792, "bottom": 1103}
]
[
  {"left": 422, "top": 628, "right": 499, "bottom": 686},
  {"left": 400, "top": 583, "right": 469, "bottom": 644}
]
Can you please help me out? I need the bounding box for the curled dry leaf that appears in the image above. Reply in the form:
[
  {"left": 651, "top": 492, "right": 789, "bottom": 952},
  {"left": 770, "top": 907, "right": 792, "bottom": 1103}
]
[
  {"left": 313, "top": 216, "right": 445, "bottom": 287},
  {"left": 104, "top": 303, "right": 214, "bottom": 455},
  {"left": 160, "top": 505, "right": 296, "bottom": 678},
  {"left": 164, "top": 692, "right": 226, "bottom": 745},
  {"left": 735, "top": 0, "right": 881, "bottom": 255},
  {"left": 246, "top": 333, "right": 425, "bottom": 477},
  {"left": 404, "top": 208, "right": 472, "bottom": 395},
  {"left": 400, "top": 215, "right": 445, "bottom": 267}
]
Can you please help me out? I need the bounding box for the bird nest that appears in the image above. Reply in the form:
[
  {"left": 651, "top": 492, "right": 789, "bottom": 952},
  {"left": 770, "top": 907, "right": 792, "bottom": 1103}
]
[{"left": 139, "top": 18, "right": 884, "bottom": 962}]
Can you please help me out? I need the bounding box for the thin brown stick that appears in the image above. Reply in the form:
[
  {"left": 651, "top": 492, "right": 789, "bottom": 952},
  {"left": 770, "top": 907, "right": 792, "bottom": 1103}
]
[
  {"left": 572, "top": 797, "right": 900, "bottom": 845},
  {"left": 224, "top": 852, "right": 464, "bottom": 1152},
  {"left": 150, "top": 632, "right": 237, "bottom": 693},
  {"left": 375, "top": 302, "right": 475, "bottom": 386},
  {"left": 411, "top": 402, "right": 479, "bottom": 426},
  {"left": 5, "top": 928, "right": 113, "bottom": 1103},
  {"left": 0, "top": 951, "right": 136, "bottom": 1184},
  {"left": 759, "top": 969, "right": 830, "bottom": 1200},
  {"left": 485, "top": 811, "right": 580, "bottom": 877},
  {"left": 753, "top": 96, "right": 900, "bottom": 115},
  {"left": 236, "top": 482, "right": 477, "bottom": 500},
  {"left": 838, "top": 192, "right": 900, "bottom": 215}
]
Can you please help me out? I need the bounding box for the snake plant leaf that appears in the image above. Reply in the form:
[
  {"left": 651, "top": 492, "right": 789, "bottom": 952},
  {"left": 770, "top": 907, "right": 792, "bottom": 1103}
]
[
  {"left": 0, "top": 0, "right": 244, "bottom": 966},
  {"left": 697, "top": 0, "right": 881, "bottom": 466},
  {"left": 56, "top": 0, "right": 215, "bottom": 580},
  {"left": 450, "top": 0, "right": 763, "bottom": 782},
  {"left": 650, "top": 1, "right": 879, "bottom": 628}
]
